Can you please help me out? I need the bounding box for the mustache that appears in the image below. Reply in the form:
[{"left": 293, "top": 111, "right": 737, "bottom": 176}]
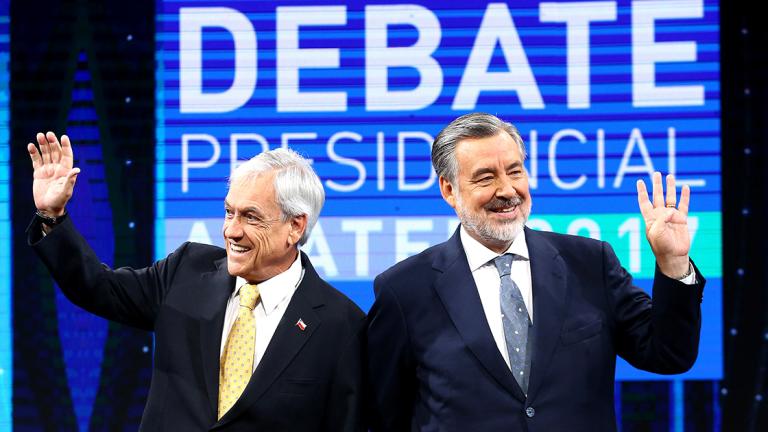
[{"left": 484, "top": 196, "right": 523, "bottom": 211}]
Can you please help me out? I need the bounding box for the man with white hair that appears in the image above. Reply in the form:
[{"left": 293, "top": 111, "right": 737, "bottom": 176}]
[
  {"left": 27, "top": 132, "right": 366, "bottom": 431},
  {"left": 367, "top": 112, "right": 704, "bottom": 431}
]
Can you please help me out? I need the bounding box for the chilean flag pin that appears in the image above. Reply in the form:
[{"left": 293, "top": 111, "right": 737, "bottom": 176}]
[{"left": 296, "top": 318, "right": 307, "bottom": 331}]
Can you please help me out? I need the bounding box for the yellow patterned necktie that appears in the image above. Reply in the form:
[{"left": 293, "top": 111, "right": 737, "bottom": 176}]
[{"left": 218, "top": 283, "right": 260, "bottom": 419}]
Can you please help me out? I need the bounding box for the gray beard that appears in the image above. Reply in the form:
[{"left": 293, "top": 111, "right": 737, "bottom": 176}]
[{"left": 456, "top": 196, "right": 528, "bottom": 245}]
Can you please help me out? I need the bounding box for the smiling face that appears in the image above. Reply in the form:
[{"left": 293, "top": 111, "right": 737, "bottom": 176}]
[
  {"left": 439, "top": 131, "right": 532, "bottom": 253},
  {"left": 222, "top": 170, "right": 306, "bottom": 283}
]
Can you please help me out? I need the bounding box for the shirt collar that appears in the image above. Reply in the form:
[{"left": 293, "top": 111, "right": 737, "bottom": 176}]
[
  {"left": 459, "top": 225, "right": 530, "bottom": 272},
  {"left": 235, "top": 252, "right": 303, "bottom": 315}
]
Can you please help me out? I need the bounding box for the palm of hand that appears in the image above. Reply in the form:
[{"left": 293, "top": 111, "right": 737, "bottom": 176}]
[
  {"left": 643, "top": 206, "right": 690, "bottom": 259},
  {"left": 33, "top": 161, "right": 73, "bottom": 210}
]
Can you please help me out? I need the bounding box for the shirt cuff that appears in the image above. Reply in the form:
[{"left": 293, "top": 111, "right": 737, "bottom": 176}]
[{"left": 678, "top": 263, "right": 697, "bottom": 285}]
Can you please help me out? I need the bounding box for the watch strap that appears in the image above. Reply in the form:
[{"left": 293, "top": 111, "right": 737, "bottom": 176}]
[{"left": 35, "top": 210, "right": 67, "bottom": 226}]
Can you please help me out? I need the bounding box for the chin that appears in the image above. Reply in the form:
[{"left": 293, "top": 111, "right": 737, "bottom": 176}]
[
  {"left": 461, "top": 214, "right": 525, "bottom": 243},
  {"left": 226, "top": 262, "right": 244, "bottom": 278},
  {"left": 486, "top": 222, "right": 524, "bottom": 243}
]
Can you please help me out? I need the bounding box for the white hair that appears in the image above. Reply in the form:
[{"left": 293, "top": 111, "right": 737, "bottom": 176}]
[{"left": 229, "top": 148, "right": 325, "bottom": 246}]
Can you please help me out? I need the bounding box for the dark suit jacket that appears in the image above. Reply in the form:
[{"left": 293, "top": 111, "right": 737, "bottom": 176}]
[
  {"left": 367, "top": 227, "right": 704, "bottom": 432},
  {"left": 30, "top": 217, "right": 366, "bottom": 431}
]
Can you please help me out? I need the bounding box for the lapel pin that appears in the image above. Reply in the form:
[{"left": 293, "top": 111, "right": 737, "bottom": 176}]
[{"left": 296, "top": 318, "right": 307, "bottom": 331}]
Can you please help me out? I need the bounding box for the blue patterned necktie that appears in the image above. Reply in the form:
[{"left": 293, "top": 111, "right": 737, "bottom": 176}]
[{"left": 493, "top": 254, "right": 531, "bottom": 394}]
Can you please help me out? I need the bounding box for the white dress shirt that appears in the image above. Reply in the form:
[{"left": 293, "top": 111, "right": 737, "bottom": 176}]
[
  {"left": 460, "top": 226, "right": 532, "bottom": 370},
  {"left": 220, "top": 253, "right": 304, "bottom": 372}
]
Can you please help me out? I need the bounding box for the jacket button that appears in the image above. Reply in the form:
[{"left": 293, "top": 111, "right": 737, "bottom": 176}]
[{"left": 525, "top": 406, "right": 535, "bottom": 418}]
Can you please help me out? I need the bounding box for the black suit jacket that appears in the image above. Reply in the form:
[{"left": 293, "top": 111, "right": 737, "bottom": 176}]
[
  {"left": 367, "top": 227, "right": 704, "bottom": 431},
  {"left": 30, "top": 217, "right": 366, "bottom": 431}
]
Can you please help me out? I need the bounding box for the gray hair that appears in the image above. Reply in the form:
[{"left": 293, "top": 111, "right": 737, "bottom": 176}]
[
  {"left": 431, "top": 112, "right": 527, "bottom": 185},
  {"left": 229, "top": 148, "right": 324, "bottom": 246}
]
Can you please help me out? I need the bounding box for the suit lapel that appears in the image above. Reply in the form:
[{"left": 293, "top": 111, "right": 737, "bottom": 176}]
[
  {"left": 432, "top": 230, "right": 526, "bottom": 401},
  {"left": 216, "top": 252, "right": 323, "bottom": 426},
  {"left": 524, "top": 228, "right": 567, "bottom": 401},
  {"left": 199, "top": 256, "right": 237, "bottom": 419}
]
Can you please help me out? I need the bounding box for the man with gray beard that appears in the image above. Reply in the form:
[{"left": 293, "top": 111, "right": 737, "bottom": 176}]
[{"left": 366, "top": 112, "right": 705, "bottom": 431}]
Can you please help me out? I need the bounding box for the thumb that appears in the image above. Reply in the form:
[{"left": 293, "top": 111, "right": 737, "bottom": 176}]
[{"left": 66, "top": 168, "right": 80, "bottom": 187}]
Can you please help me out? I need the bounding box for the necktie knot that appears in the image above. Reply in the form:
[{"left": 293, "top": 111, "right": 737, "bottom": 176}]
[
  {"left": 239, "top": 283, "right": 260, "bottom": 310},
  {"left": 493, "top": 254, "right": 516, "bottom": 277}
]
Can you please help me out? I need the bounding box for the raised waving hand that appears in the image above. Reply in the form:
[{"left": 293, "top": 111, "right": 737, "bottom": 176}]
[
  {"left": 636, "top": 172, "right": 691, "bottom": 279},
  {"left": 27, "top": 132, "right": 80, "bottom": 218}
]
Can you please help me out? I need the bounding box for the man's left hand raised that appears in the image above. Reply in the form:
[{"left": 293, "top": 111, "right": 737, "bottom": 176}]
[{"left": 636, "top": 172, "right": 692, "bottom": 279}]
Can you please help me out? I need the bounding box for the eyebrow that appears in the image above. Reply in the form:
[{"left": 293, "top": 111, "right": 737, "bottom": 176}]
[{"left": 224, "top": 201, "right": 264, "bottom": 217}]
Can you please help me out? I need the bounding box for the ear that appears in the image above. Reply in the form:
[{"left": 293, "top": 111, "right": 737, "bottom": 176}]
[
  {"left": 439, "top": 176, "right": 458, "bottom": 210},
  {"left": 288, "top": 214, "right": 308, "bottom": 246}
]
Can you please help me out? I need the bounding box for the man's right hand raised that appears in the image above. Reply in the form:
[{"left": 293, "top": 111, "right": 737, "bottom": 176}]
[{"left": 27, "top": 132, "right": 80, "bottom": 218}]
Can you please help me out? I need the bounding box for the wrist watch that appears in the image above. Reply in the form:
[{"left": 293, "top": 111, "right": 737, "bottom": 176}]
[
  {"left": 676, "top": 262, "right": 694, "bottom": 281},
  {"left": 35, "top": 210, "right": 67, "bottom": 227}
]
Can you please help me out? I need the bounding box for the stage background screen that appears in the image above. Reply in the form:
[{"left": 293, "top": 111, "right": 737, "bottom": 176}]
[{"left": 156, "top": 0, "right": 721, "bottom": 380}]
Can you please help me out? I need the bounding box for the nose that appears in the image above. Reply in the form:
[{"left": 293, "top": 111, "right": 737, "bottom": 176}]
[
  {"left": 496, "top": 175, "right": 518, "bottom": 199},
  {"left": 223, "top": 215, "right": 243, "bottom": 239}
]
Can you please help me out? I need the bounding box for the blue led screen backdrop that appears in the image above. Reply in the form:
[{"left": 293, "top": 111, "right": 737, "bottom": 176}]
[{"left": 156, "top": 0, "right": 721, "bottom": 380}]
